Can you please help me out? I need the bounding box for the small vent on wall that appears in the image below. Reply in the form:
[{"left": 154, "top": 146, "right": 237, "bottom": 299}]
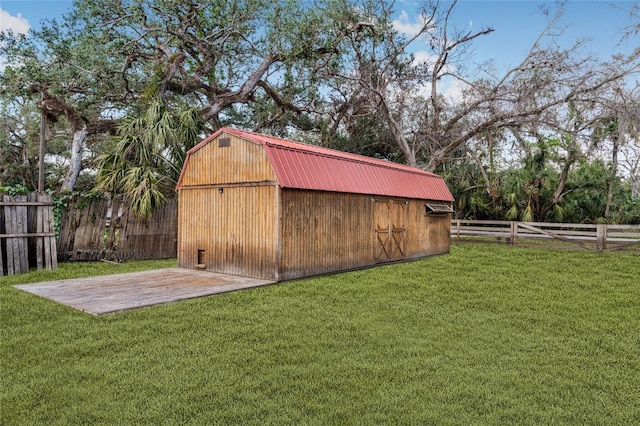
[
  {"left": 219, "top": 137, "right": 231, "bottom": 148},
  {"left": 196, "top": 249, "right": 206, "bottom": 269},
  {"left": 425, "top": 203, "right": 454, "bottom": 215}
]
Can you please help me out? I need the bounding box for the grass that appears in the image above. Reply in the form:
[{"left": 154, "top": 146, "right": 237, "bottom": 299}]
[{"left": 1, "top": 245, "right": 639, "bottom": 425}]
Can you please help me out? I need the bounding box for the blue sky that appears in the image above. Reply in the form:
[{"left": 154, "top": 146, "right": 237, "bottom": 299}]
[{"left": 1, "top": 0, "right": 637, "bottom": 72}]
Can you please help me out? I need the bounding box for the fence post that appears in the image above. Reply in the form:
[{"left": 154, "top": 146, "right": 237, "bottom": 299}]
[
  {"left": 456, "top": 219, "right": 461, "bottom": 244},
  {"left": 596, "top": 224, "right": 607, "bottom": 251},
  {"left": 510, "top": 221, "right": 518, "bottom": 246}
]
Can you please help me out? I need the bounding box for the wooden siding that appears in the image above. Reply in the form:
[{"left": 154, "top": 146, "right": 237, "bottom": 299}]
[
  {"left": 279, "top": 191, "right": 451, "bottom": 281},
  {"left": 424, "top": 214, "right": 451, "bottom": 255},
  {"left": 279, "top": 190, "right": 374, "bottom": 280},
  {"left": 179, "top": 133, "right": 277, "bottom": 187},
  {"left": 405, "top": 200, "right": 451, "bottom": 257},
  {"left": 177, "top": 186, "right": 278, "bottom": 280}
]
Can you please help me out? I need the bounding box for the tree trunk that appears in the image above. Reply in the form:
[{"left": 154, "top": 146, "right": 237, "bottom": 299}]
[
  {"left": 552, "top": 157, "right": 573, "bottom": 205},
  {"left": 61, "top": 124, "right": 88, "bottom": 192}
]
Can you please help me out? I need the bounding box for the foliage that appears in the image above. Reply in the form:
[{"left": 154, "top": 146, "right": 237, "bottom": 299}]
[
  {"left": 2, "top": 245, "right": 639, "bottom": 424},
  {"left": 0, "top": 184, "right": 31, "bottom": 196},
  {"left": 447, "top": 156, "right": 640, "bottom": 224},
  {"left": 47, "top": 190, "right": 73, "bottom": 237},
  {"left": 0, "top": 8, "right": 127, "bottom": 191},
  {"left": 1, "top": 0, "right": 639, "bottom": 222},
  {"left": 97, "top": 98, "right": 203, "bottom": 216}
]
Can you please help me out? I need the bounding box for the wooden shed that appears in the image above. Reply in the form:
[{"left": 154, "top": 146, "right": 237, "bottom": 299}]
[{"left": 175, "top": 127, "right": 454, "bottom": 281}]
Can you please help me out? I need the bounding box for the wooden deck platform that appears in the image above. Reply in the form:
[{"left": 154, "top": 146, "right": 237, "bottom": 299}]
[{"left": 14, "top": 268, "right": 276, "bottom": 315}]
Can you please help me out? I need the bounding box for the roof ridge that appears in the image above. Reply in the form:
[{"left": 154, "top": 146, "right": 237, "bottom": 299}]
[
  {"left": 223, "top": 127, "right": 439, "bottom": 178},
  {"left": 264, "top": 142, "right": 439, "bottom": 178}
]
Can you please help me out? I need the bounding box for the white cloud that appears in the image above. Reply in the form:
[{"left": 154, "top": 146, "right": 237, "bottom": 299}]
[
  {"left": 442, "top": 78, "right": 468, "bottom": 103},
  {"left": 392, "top": 10, "right": 429, "bottom": 36},
  {"left": 412, "top": 50, "right": 457, "bottom": 74},
  {"left": 412, "top": 50, "right": 437, "bottom": 65},
  {"left": 403, "top": 74, "right": 467, "bottom": 105},
  {"left": 404, "top": 50, "right": 465, "bottom": 102},
  {"left": 0, "top": 9, "right": 30, "bottom": 35},
  {"left": 1, "top": 9, "right": 31, "bottom": 71}
]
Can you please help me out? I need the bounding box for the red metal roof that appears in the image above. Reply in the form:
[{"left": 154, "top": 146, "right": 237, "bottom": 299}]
[{"left": 178, "top": 127, "right": 454, "bottom": 202}]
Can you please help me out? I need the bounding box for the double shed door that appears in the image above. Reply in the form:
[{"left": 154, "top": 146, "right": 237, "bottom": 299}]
[{"left": 374, "top": 199, "right": 408, "bottom": 262}]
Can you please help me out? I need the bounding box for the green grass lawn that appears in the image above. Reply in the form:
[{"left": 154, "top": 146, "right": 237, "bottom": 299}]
[{"left": 1, "top": 245, "right": 638, "bottom": 425}]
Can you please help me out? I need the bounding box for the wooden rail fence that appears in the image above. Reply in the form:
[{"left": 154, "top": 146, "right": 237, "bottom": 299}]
[
  {"left": 0, "top": 193, "right": 58, "bottom": 276},
  {"left": 451, "top": 220, "right": 640, "bottom": 252},
  {"left": 58, "top": 195, "right": 177, "bottom": 262}
]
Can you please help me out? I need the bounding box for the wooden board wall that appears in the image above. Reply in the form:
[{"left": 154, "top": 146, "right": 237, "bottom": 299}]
[
  {"left": 179, "top": 133, "right": 276, "bottom": 187},
  {"left": 177, "top": 186, "right": 278, "bottom": 280},
  {"left": 424, "top": 214, "right": 451, "bottom": 255},
  {"left": 279, "top": 190, "right": 374, "bottom": 280},
  {"left": 1, "top": 193, "right": 57, "bottom": 276},
  {"left": 117, "top": 198, "right": 178, "bottom": 260},
  {"left": 279, "top": 190, "right": 451, "bottom": 281},
  {"left": 57, "top": 195, "right": 177, "bottom": 261},
  {"left": 406, "top": 200, "right": 451, "bottom": 257}
]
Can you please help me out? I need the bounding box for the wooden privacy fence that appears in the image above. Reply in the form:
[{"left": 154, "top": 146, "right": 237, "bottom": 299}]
[
  {"left": 451, "top": 220, "right": 640, "bottom": 252},
  {"left": 58, "top": 195, "right": 177, "bottom": 261},
  {"left": 0, "top": 193, "right": 57, "bottom": 276}
]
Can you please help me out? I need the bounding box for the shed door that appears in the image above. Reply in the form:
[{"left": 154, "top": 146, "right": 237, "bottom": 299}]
[{"left": 374, "top": 199, "right": 408, "bottom": 262}]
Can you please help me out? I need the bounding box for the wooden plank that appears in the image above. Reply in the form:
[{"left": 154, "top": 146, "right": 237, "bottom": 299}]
[
  {"left": 607, "top": 224, "right": 640, "bottom": 231},
  {"left": 42, "top": 193, "right": 52, "bottom": 269},
  {"left": 608, "top": 232, "right": 640, "bottom": 238},
  {"left": 0, "top": 232, "right": 56, "bottom": 238},
  {"left": 18, "top": 195, "right": 29, "bottom": 273},
  {"left": 520, "top": 221, "right": 598, "bottom": 230},
  {"left": 44, "top": 194, "right": 57, "bottom": 269},
  {"left": 453, "top": 219, "right": 512, "bottom": 226},
  {"left": 4, "top": 195, "right": 16, "bottom": 275},
  {"left": 4, "top": 195, "right": 28, "bottom": 274},
  {"left": 36, "top": 194, "right": 44, "bottom": 272},
  {"left": 9, "top": 195, "right": 18, "bottom": 274},
  {"left": 456, "top": 230, "right": 512, "bottom": 238},
  {"left": 0, "top": 201, "right": 53, "bottom": 206},
  {"left": 451, "top": 220, "right": 640, "bottom": 253},
  {"left": 14, "top": 268, "right": 276, "bottom": 315}
]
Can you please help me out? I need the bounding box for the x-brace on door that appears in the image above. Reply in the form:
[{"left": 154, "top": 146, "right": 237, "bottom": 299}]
[{"left": 374, "top": 199, "right": 408, "bottom": 262}]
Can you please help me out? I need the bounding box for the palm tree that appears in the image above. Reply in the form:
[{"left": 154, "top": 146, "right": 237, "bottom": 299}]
[{"left": 98, "top": 98, "right": 203, "bottom": 216}]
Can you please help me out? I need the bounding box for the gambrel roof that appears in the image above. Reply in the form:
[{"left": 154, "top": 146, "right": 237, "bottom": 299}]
[{"left": 177, "top": 127, "right": 454, "bottom": 202}]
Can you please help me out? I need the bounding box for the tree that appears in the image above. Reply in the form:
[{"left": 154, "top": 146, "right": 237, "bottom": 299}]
[
  {"left": 71, "top": 0, "right": 366, "bottom": 127},
  {"left": 0, "top": 12, "right": 129, "bottom": 192},
  {"left": 590, "top": 83, "right": 640, "bottom": 219},
  {"left": 97, "top": 98, "right": 203, "bottom": 216},
  {"left": 331, "top": 0, "right": 640, "bottom": 173},
  {"left": 0, "top": 98, "right": 40, "bottom": 188}
]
